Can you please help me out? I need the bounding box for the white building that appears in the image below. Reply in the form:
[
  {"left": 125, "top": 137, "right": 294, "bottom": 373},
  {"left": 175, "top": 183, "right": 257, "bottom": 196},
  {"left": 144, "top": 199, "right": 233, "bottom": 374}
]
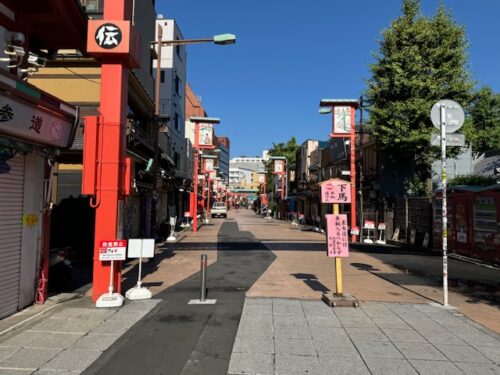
[
  {"left": 229, "top": 167, "right": 253, "bottom": 189},
  {"left": 230, "top": 156, "right": 266, "bottom": 173},
  {"left": 154, "top": 17, "right": 188, "bottom": 178}
]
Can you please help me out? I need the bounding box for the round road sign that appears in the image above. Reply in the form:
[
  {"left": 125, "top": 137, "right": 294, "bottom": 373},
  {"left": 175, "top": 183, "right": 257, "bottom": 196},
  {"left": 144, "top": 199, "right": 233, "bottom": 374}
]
[{"left": 430, "top": 99, "right": 465, "bottom": 133}]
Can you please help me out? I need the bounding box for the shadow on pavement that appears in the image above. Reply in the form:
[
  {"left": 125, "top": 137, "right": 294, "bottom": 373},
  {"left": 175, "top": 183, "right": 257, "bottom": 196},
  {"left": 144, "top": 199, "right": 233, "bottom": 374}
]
[{"left": 291, "top": 273, "right": 330, "bottom": 293}]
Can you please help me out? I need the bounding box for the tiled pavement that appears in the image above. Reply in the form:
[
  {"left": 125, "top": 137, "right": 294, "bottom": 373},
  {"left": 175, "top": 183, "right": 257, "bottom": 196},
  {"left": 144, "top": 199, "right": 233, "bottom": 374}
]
[
  {"left": 0, "top": 299, "right": 160, "bottom": 374},
  {"left": 228, "top": 298, "right": 500, "bottom": 375}
]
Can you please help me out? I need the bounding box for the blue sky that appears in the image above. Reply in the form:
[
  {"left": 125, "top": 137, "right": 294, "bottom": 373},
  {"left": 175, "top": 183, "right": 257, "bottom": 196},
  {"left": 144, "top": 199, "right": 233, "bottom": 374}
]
[{"left": 157, "top": 0, "right": 500, "bottom": 157}]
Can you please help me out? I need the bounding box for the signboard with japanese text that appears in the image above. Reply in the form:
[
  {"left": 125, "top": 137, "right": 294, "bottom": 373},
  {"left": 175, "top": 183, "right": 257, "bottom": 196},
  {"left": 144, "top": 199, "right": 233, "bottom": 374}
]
[
  {"left": 364, "top": 220, "right": 375, "bottom": 229},
  {"left": 198, "top": 123, "right": 214, "bottom": 148},
  {"left": 273, "top": 160, "right": 285, "bottom": 174},
  {"left": 86, "top": 20, "right": 141, "bottom": 68},
  {"left": 326, "top": 214, "right": 349, "bottom": 257},
  {"left": 203, "top": 158, "right": 214, "bottom": 172},
  {"left": 98, "top": 240, "right": 127, "bottom": 261},
  {"left": 320, "top": 179, "right": 351, "bottom": 204},
  {"left": 258, "top": 174, "right": 266, "bottom": 184},
  {"left": 209, "top": 171, "right": 217, "bottom": 180},
  {"left": 333, "top": 106, "right": 353, "bottom": 136},
  {"left": 0, "top": 94, "right": 74, "bottom": 148}
]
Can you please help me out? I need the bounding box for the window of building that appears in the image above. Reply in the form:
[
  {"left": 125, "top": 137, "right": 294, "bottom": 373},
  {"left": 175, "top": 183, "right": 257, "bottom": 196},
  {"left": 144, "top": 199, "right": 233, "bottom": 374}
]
[
  {"left": 176, "top": 43, "right": 182, "bottom": 59},
  {"left": 174, "top": 113, "right": 180, "bottom": 131},
  {"left": 174, "top": 75, "right": 180, "bottom": 95},
  {"left": 174, "top": 152, "right": 180, "bottom": 169},
  {"left": 160, "top": 70, "right": 165, "bottom": 83},
  {"left": 83, "top": 0, "right": 102, "bottom": 12}
]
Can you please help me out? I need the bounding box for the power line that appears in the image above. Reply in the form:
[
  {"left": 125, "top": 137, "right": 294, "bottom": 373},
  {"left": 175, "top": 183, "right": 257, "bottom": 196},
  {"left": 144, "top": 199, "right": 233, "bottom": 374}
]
[{"left": 64, "top": 67, "right": 100, "bottom": 85}]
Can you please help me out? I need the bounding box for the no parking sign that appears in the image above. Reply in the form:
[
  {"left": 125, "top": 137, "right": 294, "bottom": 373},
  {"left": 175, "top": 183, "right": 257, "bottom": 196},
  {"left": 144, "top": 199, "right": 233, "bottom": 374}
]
[{"left": 98, "top": 240, "right": 127, "bottom": 261}]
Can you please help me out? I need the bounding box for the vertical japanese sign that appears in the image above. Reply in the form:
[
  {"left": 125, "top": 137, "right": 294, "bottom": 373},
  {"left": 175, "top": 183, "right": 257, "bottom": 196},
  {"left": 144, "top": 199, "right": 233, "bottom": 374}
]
[
  {"left": 258, "top": 174, "right": 266, "bottom": 184},
  {"left": 321, "top": 180, "right": 351, "bottom": 203},
  {"left": 203, "top": 158, "right": 214, "bottom": 171},
  {"left": 274, "top": 160, "right": 284, "bottom": 173},
  {"left": 333, "top": 106, "right": 352, "bottom": 135},
  {"left": 198, "top": 123, "right": 213, "bottom": 148},
  {"left": 326, "top": 214, "right": 349, "bottom": 257}
]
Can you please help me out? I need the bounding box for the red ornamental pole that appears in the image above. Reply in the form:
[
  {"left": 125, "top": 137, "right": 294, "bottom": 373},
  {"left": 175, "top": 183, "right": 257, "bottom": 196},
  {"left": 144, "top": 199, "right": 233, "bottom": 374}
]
[
  {"left": 89, "top": 0, "right": 132, "bottom": 301},
  {"left": 281, "top": 170, "right": 285, "bottom": 200},
  {"left": 350, "top": 106, "right": 357, "bottom": 242},
  {"left": 192, "top": 123, "right": 199, "bottom": 232},
  {"left": 206, "top": 177, "right": 211, "bottom": 216}
]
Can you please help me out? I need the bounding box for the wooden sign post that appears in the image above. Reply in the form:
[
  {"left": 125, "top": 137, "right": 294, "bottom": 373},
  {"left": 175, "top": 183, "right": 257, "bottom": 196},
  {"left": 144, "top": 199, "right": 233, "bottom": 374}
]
[{"left": 320, "top": 179, "right": 359, "bottom": 307}]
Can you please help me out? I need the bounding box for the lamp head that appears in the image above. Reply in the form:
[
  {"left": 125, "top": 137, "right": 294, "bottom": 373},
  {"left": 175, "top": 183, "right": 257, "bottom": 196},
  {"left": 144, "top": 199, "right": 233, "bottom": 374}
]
[{"left": 213, "top": 34, "right": 236, "bottom": 45}]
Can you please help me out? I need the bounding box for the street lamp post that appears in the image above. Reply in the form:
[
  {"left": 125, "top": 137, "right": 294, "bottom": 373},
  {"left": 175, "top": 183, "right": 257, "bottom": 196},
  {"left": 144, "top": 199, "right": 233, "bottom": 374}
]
[
  {"left": 190, "top": 117, "right": 220, "bottom": 232},
  {"left": 270, "top": 156, "right": 287, "bottom": 218},
  {"left": 153, "top": 33, "right": 234, "bottom": 232}
]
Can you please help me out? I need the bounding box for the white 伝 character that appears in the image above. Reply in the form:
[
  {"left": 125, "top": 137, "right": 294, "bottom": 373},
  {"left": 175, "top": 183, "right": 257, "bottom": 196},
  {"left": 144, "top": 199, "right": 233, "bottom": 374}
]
[{"left": 96, "top": 25, "right": 120, "bottom": 47}]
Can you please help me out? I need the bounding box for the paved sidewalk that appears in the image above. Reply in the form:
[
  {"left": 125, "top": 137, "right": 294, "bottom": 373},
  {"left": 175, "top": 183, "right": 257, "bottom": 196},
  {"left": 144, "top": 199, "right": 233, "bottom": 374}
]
[
  {"left": 0, "top": 298, "right": 160, "bottom": 374},
  {"left": 228, "top": 298, "right": 500, "bottom": 375}
]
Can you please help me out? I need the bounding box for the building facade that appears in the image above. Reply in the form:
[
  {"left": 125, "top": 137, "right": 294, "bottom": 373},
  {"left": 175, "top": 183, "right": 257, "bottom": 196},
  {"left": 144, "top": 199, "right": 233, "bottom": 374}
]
[{"left": 0, "top": 0, "right": 87, "bottom": 318}]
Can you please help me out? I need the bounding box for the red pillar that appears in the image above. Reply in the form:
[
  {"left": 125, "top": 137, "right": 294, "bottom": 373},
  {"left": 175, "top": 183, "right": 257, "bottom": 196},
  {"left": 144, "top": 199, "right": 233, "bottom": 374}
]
[
  {"left": 206, "top": 178, "right": 211, "bottom": 216},
  {"left": 91, "top": 0, "right": 131, "bottom": 301},
  {"left": 192, "top": 123, "right": 199, "bottom": 232},
  {"left": 350, "top": 111, "right": 357, "bottom": 242}
]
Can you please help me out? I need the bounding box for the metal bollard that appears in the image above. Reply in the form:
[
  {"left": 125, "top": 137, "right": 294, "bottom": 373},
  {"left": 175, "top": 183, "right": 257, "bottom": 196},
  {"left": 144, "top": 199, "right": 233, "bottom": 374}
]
[{"left": 200, "top": 254, "right": 207, "bottom": 301}]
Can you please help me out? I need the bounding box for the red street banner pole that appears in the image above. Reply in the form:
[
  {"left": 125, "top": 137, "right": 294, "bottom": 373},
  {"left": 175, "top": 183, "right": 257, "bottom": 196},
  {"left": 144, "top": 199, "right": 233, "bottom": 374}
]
[
  {"left": 192, "top": 123, "right": 199, "bottom": 232},
  {"left": 92, "top": 1, "right": 130, "bottom": 301},
  {"left": 84, "top": 0, "right": 140, "bottom": 302},
  {"left": 349, "top": 107, "right": 357, "bottom": 242}
]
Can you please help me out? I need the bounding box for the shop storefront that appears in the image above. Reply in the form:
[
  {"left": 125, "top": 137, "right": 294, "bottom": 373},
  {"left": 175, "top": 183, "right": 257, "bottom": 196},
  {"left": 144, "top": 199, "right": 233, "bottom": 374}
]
[
  {"left": 0, "top": 70, "right": 77, "bottom": 318},
  {"left": 433, "top": 185, "right": 500, "bottom": 264}
]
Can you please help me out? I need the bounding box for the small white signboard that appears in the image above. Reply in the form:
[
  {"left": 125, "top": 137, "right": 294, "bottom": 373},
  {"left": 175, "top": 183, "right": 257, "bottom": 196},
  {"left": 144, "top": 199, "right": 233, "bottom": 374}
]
[
  {"left": 430, "top": 133, "right": 465, "bottom": 147},
  {"left": 128, "top": 238, "right": 155, "bottom": 258},
  {"left": 99, "top": 240, "right": 127, "bottom": 261}
]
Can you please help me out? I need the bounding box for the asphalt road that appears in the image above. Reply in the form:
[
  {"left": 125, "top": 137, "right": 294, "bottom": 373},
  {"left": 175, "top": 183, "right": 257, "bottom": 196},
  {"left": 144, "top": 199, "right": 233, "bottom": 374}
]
[{"left": 83, "top": 218, "right": 275, "bottom": 375}]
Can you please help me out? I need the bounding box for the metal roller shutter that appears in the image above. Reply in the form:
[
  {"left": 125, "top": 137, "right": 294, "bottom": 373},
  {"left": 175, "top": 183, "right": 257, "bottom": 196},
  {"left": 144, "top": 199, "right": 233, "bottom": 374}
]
[{"left": 0, "top": 155, "right": 24, "bottom": 319}]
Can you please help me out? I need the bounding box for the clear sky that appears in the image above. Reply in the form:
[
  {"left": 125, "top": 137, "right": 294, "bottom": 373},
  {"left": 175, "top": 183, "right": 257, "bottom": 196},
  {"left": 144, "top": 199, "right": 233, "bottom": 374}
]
[{"left": 156, "top": 0, "right": 500, "bottom": 157}]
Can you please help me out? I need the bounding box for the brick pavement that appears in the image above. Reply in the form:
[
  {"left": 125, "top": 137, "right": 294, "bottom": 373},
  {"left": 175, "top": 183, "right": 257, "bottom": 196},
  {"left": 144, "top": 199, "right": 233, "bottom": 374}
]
[
  {"left": 0, "top": 299, "right": 160, "bottom": 374},
  {"left": 228, "top": 298, "right": 500, "bottom": 375}
]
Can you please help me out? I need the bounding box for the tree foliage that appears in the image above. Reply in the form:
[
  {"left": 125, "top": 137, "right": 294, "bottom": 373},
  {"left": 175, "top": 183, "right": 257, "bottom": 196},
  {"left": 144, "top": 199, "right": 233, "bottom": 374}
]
[
  {"left": 448, "top": 174, "right": 497, "bottom": 186},
  {"left": 267, "top": 136, "right": 300, "bottom": 165},
  {"left": 265, "top": 136, "right": 300, "bottom": 193},
  {"left": 463, "top": 86, "right": 500, "bottom": 155},
  {"left": 365, "top": 0, "right": 474, "bottom": 186}
]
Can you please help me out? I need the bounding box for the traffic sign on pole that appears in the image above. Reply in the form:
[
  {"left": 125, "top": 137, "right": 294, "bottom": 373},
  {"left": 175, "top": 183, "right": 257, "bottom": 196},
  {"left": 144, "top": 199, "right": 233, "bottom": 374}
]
[
  {"left": 430, "top": 99, "right": 466, "bottom": 308},
  {"left": 430, "top": 99, "right": 465, "bottom": 133},
  {"left": 430, "top": 133, "right": 465, "bottom": 147}
]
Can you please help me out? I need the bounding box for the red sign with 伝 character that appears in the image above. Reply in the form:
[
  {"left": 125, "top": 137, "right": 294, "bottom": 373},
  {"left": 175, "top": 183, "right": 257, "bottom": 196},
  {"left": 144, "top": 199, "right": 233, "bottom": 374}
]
[
  {"left": 98, "top": 240, "right": 127, "bottom": 261},
  {"left": 320, "top": 179, "right": 351, "bottom": 204},
  {"left": 326, "top": 214, "right": 349, "bottom": 257}
]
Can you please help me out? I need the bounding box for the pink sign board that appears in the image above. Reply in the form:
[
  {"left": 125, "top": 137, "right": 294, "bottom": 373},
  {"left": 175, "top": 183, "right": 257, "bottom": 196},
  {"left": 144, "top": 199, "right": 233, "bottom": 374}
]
[
  {"left": 326, "top": 214, "right": 349, "bottom": 257},
  {"left": 321, "top": 181, "right": 351, "bottom": 204}
]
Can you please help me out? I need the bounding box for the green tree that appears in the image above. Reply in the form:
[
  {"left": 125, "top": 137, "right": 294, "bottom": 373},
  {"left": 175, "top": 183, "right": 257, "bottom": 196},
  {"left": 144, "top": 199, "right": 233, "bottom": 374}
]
[
  {"left": 365, "top": 0, "right": 474, "bottom": 193},
  {"left": 268, "top": 136, "right": 299, "bottom": 165},
  {"left": 463, "top": 86, "right": 500, "bottom": 155}
]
